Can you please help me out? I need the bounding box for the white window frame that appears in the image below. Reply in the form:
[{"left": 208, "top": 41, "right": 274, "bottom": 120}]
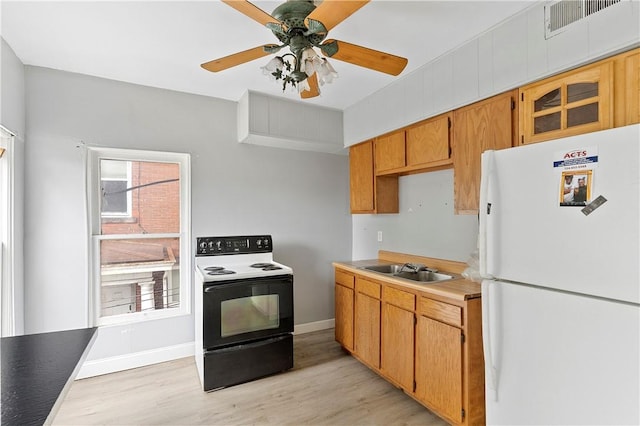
[
  {"left": 87, "top": 147, "right": 191, "bottom": 326},
  {"left": 0, "top": 126, "right": 16, "bottom": 336}
]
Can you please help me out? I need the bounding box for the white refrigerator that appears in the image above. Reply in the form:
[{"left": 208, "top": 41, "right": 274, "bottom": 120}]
[{"left": 479, "top": 124, "right": 640, "bottom": 425}]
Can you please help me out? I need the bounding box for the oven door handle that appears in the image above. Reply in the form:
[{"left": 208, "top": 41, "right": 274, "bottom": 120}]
[{"left": 204, "top": 287, "right": 219, "bottom": 293}]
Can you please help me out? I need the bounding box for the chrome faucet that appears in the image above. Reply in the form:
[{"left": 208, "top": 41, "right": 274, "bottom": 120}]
[{"left": 400, "top": 263, "right": 422, "bottom": 273}]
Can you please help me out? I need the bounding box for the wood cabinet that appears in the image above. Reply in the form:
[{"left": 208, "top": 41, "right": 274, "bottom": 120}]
[
  {"left": 349, "top": 140, "right": 398, "bottom": 214},
  {"left": 333, "top": 256, "right": 485, "bottom": 426},
  {"left": 415, "top": 297, "right": 464, "bottom": 423},
  {"left": 453, "top": 90, "right": 517, "bottom": 215},
  {"left": 334, "top": 268, "right": 354, "bottom": 351},
  {"left": 381, "top": 286, "right": 415, "bottom": 390},
  {"left": 616, "top": 48, "right": 640, "bottom": 126},
  {"left": 375, "top": 131, "right": 405, "bottom": 173},
  {"left": 519, "top": 62, "right": 613, "bottom": 145},
  {"left": 354, "top": 277, "right": 381, "bottom": 369},
  {"left": 406, "top": 113, "right": 452, "bottom": 169},
  {"left": 375, "top": 113, "right": 453, "bottom": 175}
]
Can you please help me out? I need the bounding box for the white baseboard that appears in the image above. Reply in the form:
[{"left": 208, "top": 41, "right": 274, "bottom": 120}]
[
  {"left": 76, "top": 342, "right": 194, "bottom": 379},
  {"left": 77, "top": 319, "right": 335, "bottom": 379},
  {"left": 294, "top": 318, "right": 334, "bottom": 335}
]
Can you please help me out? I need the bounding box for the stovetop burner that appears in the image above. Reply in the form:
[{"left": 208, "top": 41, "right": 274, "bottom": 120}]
[
  {"left": 250, "top": 263, "right": 282, "bottom": 271},
  {"left": 262, "top": 265, "right": 282, "bottom": 271},
  {"left": 207, "top": 269, "right": 236, "bottom": 276},
  {"left": 204, "top": 266, "right": 224, "bottom": 271},
  {"left": 250, "top": 263, "right": 274, "bottom": 268}
]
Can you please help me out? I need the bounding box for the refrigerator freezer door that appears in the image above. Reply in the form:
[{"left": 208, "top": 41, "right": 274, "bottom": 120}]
[
  {"left": 480, "top": 124, "right": 639, "bottom": 304},
  {"left": 483, "top": 280, "right": 640, "bottom": 425}
]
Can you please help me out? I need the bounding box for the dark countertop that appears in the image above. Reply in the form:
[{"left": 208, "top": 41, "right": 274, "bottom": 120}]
[{"left": 1, "top": 327, "right": 97, "bottom": 426}]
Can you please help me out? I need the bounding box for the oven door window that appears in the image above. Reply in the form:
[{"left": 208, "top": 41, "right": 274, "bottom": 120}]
[{"left": 221, "top": 294, "right": 279, "bottom": 337}]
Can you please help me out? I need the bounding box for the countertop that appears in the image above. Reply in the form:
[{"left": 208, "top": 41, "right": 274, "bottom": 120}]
[
  {"left": 1, "top": 327, "right": 97, "bottom": 426},
  {"left": 333, "top": 256, "right": 481, "bottom": 301}
]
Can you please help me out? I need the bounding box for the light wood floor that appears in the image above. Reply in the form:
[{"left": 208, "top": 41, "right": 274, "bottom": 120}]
[{"left": 54, "top": 328, "right": 447, "bottom": 425}]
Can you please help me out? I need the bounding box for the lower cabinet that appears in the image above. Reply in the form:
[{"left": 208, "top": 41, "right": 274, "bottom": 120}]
[
  {"left": 415, "top": 314, "right": 463, "bottom": 423},
  {"left": 381, "top": 286, "right": 415, "bottom": 391},
  {"left": 354, "top": 277, "right": 381, "bottom": 369},
  {"left": 334, "top": 266, "right": 485, "bottom": 426},
  {"left": 334, "top": 269, "right": 355, "bottom": 351}
]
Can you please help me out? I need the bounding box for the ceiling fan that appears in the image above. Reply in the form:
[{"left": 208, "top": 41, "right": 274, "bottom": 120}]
[{"left": 201, "top": 0, "right": 408, "bottom": 99}]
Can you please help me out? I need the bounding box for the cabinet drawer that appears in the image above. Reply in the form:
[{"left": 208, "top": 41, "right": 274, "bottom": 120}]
[
  {"left": 419, "top": 297, "right": 462, "bottom": 327},
  {"left": 335, "top": 269, "right": 355, "bottom": 289},
  {"left": 356, "top": 278, "right": 381, "bottom": 299},
  {"left": 383, "top": 286, "right": 415, "bottom": 311}
]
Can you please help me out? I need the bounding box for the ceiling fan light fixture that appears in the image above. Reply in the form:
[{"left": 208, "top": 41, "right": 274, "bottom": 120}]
[
  {"left": 316, "top": 58, "right": 338, "bottom": 85},
  {"left": 261, "top": 56, "right": 284, "bottom": 74}
]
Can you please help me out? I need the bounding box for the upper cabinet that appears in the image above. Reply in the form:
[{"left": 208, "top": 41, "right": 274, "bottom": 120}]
[
  {"left": 520, "top": 48, "right": 640, "bottom": 145},
  {"left": 453, "top": 90, "right": 518, "bottom": 215},
  {"left": 375, "top": 113, "right": 453, "bottom": 176},
  {"left": 349, "top": 141, "right": 375, "bottom": 213},
  {"left": 375, "top": 131, "right": 405, "bottom": 173},
  {"left": 519, "top": 62, "right": 613, "bottom": 144},
  {"left": 349, "top": 140, "right": 398, "bottom": 214},
  {"left": 617, "top": 48, "right": 640, "bottom": 126},
  {"left": 349, "top": 48, "right": 638, "bottom": 215}
]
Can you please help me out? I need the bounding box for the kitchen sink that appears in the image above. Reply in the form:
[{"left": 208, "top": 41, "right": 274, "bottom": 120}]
[
  {"left": 361, "top": 264, "right": 405, "bottom": 274},
  {"left": 394, "top": 271, "right": 453, "bottom": 282},
  {"left": 360, "top": 264, "right": 454, "bottom": 283}
]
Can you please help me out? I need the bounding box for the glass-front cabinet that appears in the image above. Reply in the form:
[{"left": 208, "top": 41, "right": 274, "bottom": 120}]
[{"left": 520, "top": 62, "right": 613, "bottom": 144}]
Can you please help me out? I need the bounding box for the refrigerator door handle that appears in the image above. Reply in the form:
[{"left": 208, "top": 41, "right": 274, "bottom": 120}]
[
  {"left": 482, "top": 279, "right": 499, "bottom": 401},
  {"left": 479, "top": 150, "right": 496, "bottom": 278}
]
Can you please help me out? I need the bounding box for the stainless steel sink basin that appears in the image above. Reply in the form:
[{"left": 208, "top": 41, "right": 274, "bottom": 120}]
[
  {"left": 394, "top": 271, "right": 453, "bottom": 282},
  {"left": 360, "top": 264, "right": 454, "bottom": 283},
  {"left": 361, "top": 264, "right": 404, "bottom": 274}
]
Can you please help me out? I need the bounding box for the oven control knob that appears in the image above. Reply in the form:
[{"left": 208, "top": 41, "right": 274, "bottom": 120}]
[{"left": 199, "top": 241, "right": 207, "bottom": 250}]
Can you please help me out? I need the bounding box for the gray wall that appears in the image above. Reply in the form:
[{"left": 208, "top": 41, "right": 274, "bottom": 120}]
[
  {"left": 23, "top": 66, "right": 350, "bottom": 359},
  {"left": 0, "top": 37, "right": 25, "bottom": 335},
  {"left": 353, "top": 170, "right": 478, "bottom": 262},
  {"left": 349, "top": 0, "right": 639, "bottom": 262}
]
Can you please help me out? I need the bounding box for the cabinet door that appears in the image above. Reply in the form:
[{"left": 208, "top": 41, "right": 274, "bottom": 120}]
[
  {"left": 335, "top": 283, "right": 354, "bottom": 351},
  {"left": 415, "top": 315, "right": 463, "bottom": 424},
  {"left": 624, "top": 51, "right": 640, "bottom": 125},
  {"left": 375, "top": 131, "right": 405, "bottom": 173},
  {"left": 354, "top": 280, "right": 381, "bottom": 369},
  {"left": 406, "top": 113, "right": 451, "bottom": 167},
  {"left": 350, "top": 141, "right": 374, "bottom": 213},
  {"left": 453, "top": 90, "right": 516, "bottom": 214},
  {"left": 381, "top": 302, "right": 414, "bottom": 390},
  {"left": 520, "top": 62, "right": 613, "bottom": 144}
]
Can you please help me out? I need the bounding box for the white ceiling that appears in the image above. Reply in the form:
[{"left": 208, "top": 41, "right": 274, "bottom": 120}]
[{"left": 1, "top": 0, "right": 537, "bottom": 110}]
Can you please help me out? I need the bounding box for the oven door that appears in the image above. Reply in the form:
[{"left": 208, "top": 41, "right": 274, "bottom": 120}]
[{"left": 202, "top": 275, "right": 293, "bottom": 349}]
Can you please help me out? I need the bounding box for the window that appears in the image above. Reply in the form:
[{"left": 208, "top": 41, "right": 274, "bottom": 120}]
[{"left": 87, "top": 148, "right": 191, "bottom": 326}]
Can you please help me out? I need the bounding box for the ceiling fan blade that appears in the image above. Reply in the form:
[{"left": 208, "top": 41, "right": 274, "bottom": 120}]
[
  {"left": 300, "top": 73, "right": 320, "bottom": 99},
  {"left": 321, "top": 39, "right": 408, "bottom": 76},
  {"left": 221, "top": 0, "right": 280, "bottom": 27},
  {"left": 201, "top": 45, "right": 279, "bottom": 72},
  {"left": 305, "top": 0, "right": 369, "bottom": 32}
]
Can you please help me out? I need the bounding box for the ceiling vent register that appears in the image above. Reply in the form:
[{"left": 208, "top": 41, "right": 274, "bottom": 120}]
[{"left": 545, "top": 0, "right": 622, "bottom": 39}]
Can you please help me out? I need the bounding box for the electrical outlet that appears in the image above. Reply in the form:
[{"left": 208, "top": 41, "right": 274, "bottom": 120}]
[{"left": 377, "top": 231, "right": 383, "bottom": 242}]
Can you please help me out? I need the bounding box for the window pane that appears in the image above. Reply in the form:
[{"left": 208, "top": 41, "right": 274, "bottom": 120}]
[
  {"left": 534, "top": 88, "right": 561, "bottom": 112},
  {"left": 99, "top": 238, "right": 180, "bottom": 318},
  {"left": 567, "top": 103, "right": 599, "bottom": 127},
  {"left": 101, "top": 180, "right": 128, "bottom": 214},
  {"left": 567, "top": 82, "right": 598, "bottom": 103},
  {"left": 534, "top": 112, "right": 561, "bottom": 134},
  {"left": 101, "top": 160, "right": 180, "bottom": 235}
]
